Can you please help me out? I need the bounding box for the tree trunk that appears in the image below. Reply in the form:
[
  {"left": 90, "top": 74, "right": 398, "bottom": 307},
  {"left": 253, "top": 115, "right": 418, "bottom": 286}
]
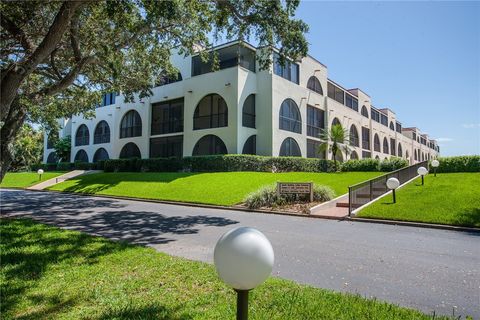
[{"left": 0, "top": 99, "right": 27, "bottom": 182}]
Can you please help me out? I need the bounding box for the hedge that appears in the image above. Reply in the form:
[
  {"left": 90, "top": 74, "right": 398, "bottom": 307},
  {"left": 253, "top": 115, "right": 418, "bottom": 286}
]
[
  {"left": 340, "top": 157, "right": 409, "bottom": 172},
  {"left": 32, "top": 160, "right": 105, "bottom": 171},
  {"left": 433, "top": 156, "right": 480, "bottom": 173}
]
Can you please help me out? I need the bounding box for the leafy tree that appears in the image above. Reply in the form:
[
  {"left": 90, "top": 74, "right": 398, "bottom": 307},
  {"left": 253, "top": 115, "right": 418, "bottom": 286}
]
[
  {"left": 318, "top": 124, "right": 351, "bottom": 172},
  {"left": 53, "top": 136, "right": 71, "bottom": 162},
  {"left": 0, "top": 0, "right": 308, "bottom": 181},
  {"left": 9, "top": 124, "right": 44, "bottom": 171}
]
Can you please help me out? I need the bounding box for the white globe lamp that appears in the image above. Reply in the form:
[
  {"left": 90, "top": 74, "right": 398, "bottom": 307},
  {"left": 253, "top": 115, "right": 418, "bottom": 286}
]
[
  {"left": 431, "top": 159, "right": 440, "bottom": 177},
  {"left": 214, "top": 227, "right": 274, "bottom": 320},
  {"left": 386, "top": 177, "right": 400, "bottom": 203},
  {"left": 417, "top": 166, "right": 428, "bottom": 185},
  {"left": 37, "top": 169, "right": 44, "bottom": 181}
]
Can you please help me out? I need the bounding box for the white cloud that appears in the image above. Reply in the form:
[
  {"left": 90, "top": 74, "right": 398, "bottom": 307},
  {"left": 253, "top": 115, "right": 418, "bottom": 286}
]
[
  {"left": 461, "top": 123, "right": 480, "bottom": 129},
  {"left": 435, "top": 138, "right": 453, "bottom": 143}
]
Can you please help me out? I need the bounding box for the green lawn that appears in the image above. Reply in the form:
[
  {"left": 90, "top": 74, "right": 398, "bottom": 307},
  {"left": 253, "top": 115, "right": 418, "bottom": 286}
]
[
  {"left": 0, "top": 218, "right": 455, "bottom": 320},
  {"left": 357, "top": 173, "right": 480, "bottom": 228},
  {"left": 48, "top": 171, "right": 380, "bottom": 206},
  {"left": 0, "top": 171, "right": 67, "bottom": 188}
]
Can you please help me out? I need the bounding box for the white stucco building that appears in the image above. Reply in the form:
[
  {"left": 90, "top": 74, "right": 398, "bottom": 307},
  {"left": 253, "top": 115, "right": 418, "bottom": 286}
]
[{"left": 44, "top": 40, "right": 439, "bottom": 164}]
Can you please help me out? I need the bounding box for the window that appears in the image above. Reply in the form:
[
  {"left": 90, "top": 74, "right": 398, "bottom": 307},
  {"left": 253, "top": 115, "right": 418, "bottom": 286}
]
[
  {"left": 350, "top": 151, "right": 359, "bottom": 160},
  {"left": 307, "top": 139, "right": 325, "bottom": 159},
  {"left": 398, "top": 143, "right": 403, "bottom": 157},
  {"left": 331, "top": 117, "right": 341, "bottom": 127},
  {"left": 371, "top": 109, "right": 380, "bottom": 123},
  {"left": 75, "top": 124, "right": 89, "bottom": 146},
  {"left": 412, "top": 132, "right": 417, "bottom": 141},
  {"left": 273, "top": 53, "right": 299, "bottom": 84},
  {"left": 396, "top": 122, "right": 402, "bottom": 133},
  {"left": 345, "top": 94, "right": 358, "bottom": 111},
  {"left": 380, "top": 113, "right": 388, "bottom": 126},
  {"left": 192, "top": 44, "right": 256, "bottom": 76},
  {"left": 93, "top": 148, "right": 109, "bottom": 162},
  {"left": 362, "top": 151, "right": 371, "bottom": 158},
  {"left": 279, "top": 137, "right": 301, "bottom": 157},
  {"left": 150, "top": 135, "right": 183, "bottom": 158},
  {"left": 383, "top": 137, "right": 389, "bottom": 154},
  {"left": 194, "top": 94, "right": 228, "bottom": 130},
  {"left": 242, "top": 94, "right": 255, "bottom": 128},
  {"left": 361, "top": 106, "right": 369, "bottom": 118},
  {"left": 373, "top": 134, "right": 381, "bottom": 152},
  {"left": 155, "top": 71, "right": 182, "bottom": 87},
  {"left": 94, "top": 121, "right": 110, "bottom": 144},
  {"left": 414, "top": 149, "right": 418, "bottom": 161},
  {"left": 390, "top": 138, "right": 396, "bottom": 156},
  {"left": 74, "top": 149, "right": 88, "bottom": 162},
  {"left": 101, "top": 92, "right": 116, "bottom": 107},
  {"left": 327, "top": 82, "right": 345, "bottom": 104},
  {"left": 242, "top": 135, "right": 256, "bottom": 155},
  {"left": 119, "top": 142, "right": 141, "bottom": 159},
  {"left": 307, "top": 105, "right": 324, "bottom": 137},
  {"left": 307, "top": 76, "right": 323, "bottom": 95},
  {"left": 192, "top": 135, "right": 227, "bottom": 156},
  {"left": 46, "top": 152, "right": 58, "bottom": 163},
  {"left": 350, "top": 125, "right": 359, "bottom": 147},
  {"left": 362, "top": 127, "right": 370, "bottom": 150},
  {"left": 279, "top": 99, "right": 301, "bottom": 134},
  {"left": 151, "top": 98, "right": 184, "bottom": 135},
  {"left": 389, "top": 121, "right": 395, "bottom": 131},
  {"left": 120, "top": 110, "right": 142, "bottom": 138}
]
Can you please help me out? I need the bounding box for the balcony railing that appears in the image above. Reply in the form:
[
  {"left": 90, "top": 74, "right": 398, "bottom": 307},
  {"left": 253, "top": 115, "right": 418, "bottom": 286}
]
[
  {"left": 94, "top": 134, "right": 110, "bottom": 144},
  {"left": 120, "top": 125, "right": 142, "bottom": 138},
  {"left": 75, "top": 136, "right": 89, "bottom": 146}
]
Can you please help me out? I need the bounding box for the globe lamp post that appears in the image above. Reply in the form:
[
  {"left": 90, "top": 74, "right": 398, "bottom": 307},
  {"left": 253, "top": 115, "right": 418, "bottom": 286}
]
[
  {"left": 431, "top": 160, "right": 439, "bottom": 177},
  {"left": 417, "top": 166, "right": 428, "bottom": 185},
  {"left": 386, "top": 177, "right": 400, "bottom": 203},
  {"left": 37, "top": 169, "right": 44, "bottom": 181},
  {"left": 214, "top": 227, "right": 274, "bottom": 320}
]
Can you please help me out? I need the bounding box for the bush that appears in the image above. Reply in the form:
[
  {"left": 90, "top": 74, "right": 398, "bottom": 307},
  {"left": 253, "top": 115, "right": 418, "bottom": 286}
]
[
  {"left": 244, "top": 183, "right": 334, "bottom": 209},
  {"left": 434, "top": 156, "right": 480, "bottom": 173},
  {"left": 56, "top": 162, "right": 73, "bottom": 171},
  {"left": 136, "top": 158, "right": 183, "bottom": 172},
  {"left": 103, "top": 158, "right": 140, "bottom": 172},
  {"left": 378, "top": 157, "right": 409, "bottom": 172},
  {"left": 341, "top": 159, "right": 380, "bottom": 172}
]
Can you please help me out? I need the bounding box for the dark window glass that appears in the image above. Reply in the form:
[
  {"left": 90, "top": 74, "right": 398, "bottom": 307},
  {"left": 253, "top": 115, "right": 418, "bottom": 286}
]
[
  {"left": 307, "top": 139, "right": 325, "bottom": 159},
  {"left": 74, "top": 149, "right": 88, "bottom": 162},
  {"left": 100, "top": 92, "right": 116, "bottom": 107},
  {"left": 361, "top": 106, "right": 369, "bottom": 118},
  {"left": 273, "top": 53, "right": 299, "bottom": 84},
  {"left": 120, "top": 110, "right": 142, "bottom": 138},
  {"left": 279, "top": 137, "right": 301, "bottom": 157},
  {"left": 396, "top": 122, "right": 402, "bottom": 133},
  {"left": 242, "top": 135, "right": 256, "bottom": 155},
  {"left": 398, "top": 143, "right": 403, "bottom": 157},
  {"left": 75, "top": 124, "right": 89, "bottom": 146},
  {"left": 156, "top": 71, "right": 182, "bottom": 87},
  {"left": 362, "top": 127, "right": 370, "bottom": 150},
  {"left": 352, "top": 97, "right": 358, "bottom": 111},
  {"left": 334, "top": 86, "right": 344, "bottom": 104},
  {"left": 93, "top": 148, "right": 109, "bottom": 162},
  {"left": 371, "top": 109, "right": 380, "bottom": 122},
  {"left": 350, "top": 151, "right": 359, "bottom": 159},
  {"left": 151, "top": 98, "right": 184, "bottom": 135},
  {"left": 307, "top": 76, "right": 323, "bottom": 95},
  {"left": 383, "top": 137, "right": 389, "bottom": 154},
  {"left": 350, "top": 125, "right": 359, "bottom": 147},
  {"left": 119, "top": 142, "right": 141, "bottom": 159},
  {"left": 279, "top": 99, "right": 301, "bottom": 134},
  {"left": 307, "top": 105, "right": 325, "bottom": 138},
  {"left": 242, "top": 94, "right": 255, "bottom": 128},
  {"left": 390, "top": 138, "right": 396, "bottom": 155},
  {"left": 389, "top": 121, "right": 395, "bottom": 131},
  {"left": 194, "top": 94, "right": 228, "bottom": 130},
  {"left": 380, "top": 114, "right": 388, "bottom": 126},
  {"left": 192, "top": 44, "right": 255, "bottom": 76},
  {"left": 374, "top": 134, "right": 381, "bottom": 152},
  {"left": 412, "top": 132, "right": 417, "bottom": 141},
  {"left": 94, "top": 121, "right": 110, "bottom": 144},
  {"left": 346, "top": 95, "right": 358, "bottom": 111},
  {"left": 192, "top": 135, "right": 227, "bottom": 156},
  {"left": 46, "top": 152, "right": 58, "bottom": 163},
  {"left": 238, "top": 46, "right": 256, "bottom": 72},
  {"left": 150, "top": 135, "right": 183, "bottom": 158},
  {"left": 362, "top": 151, "right": 371, "bottom": 158},
  {"left": 327, "top": 82, "right": 335, "bottom": 100},
  {"left": 331, "top": 117, "right": 341, "bottom": 127}
]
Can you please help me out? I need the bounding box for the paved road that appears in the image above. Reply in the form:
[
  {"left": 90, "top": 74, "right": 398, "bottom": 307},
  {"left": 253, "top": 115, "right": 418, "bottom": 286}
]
[{"left": 1, "top": 189, "right": 479, "bottom": 318}]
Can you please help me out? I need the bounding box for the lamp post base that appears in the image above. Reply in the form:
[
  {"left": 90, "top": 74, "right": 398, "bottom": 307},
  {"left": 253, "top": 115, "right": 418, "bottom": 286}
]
[
  {"left": 392, "top": 189, "right": 396, "bottom": 203},
  {"left": 235, "top": 289, "right": 249, "bottom": 320}
]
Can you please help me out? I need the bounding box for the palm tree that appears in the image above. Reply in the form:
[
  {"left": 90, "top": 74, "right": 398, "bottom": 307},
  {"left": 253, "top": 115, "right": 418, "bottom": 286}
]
[{"left": 318, "top": 124, "right": 351, "bottom": 171}]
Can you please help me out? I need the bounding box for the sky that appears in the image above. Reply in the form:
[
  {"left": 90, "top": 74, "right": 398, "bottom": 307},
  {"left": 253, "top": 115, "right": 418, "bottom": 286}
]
[{"left": 293, "top": 0, "right": 480, "bottom": 156}]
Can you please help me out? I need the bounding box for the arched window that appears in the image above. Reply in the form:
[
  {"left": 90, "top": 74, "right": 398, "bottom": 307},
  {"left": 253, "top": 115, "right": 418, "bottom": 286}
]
[
  {"left": 349, "top": 125, "right": 359, "bottom": 147},
  {"left": 155, "top": 71, "right": 182, "bottom": 86},
  {"left": 119, "top": 142, "right": 141, "bottom": 159},
  {"left": 74, "top": 149, "right": 89, "bottom": 162},
  {"left": 279, "top": 137, "right": 301, "bottom": 157},
  {"left": 398, "top": 143, "right": 403, "bottom": 157},
  {"left": 307, "top": 76, "right": 323, "bottom": 95},
  {"left": 375, "top": 155, "right": 380, "bottom": 160},
  {"left": 47, "top": 131, "right": 58, "bottom": 149},
  {"left": 242, "top": 94, "right": 255, "bottom": 128},
  {"left": 361, "top": 106, "right": 369, "bottom": 118},
  {"left": 373, "top": 134, "right": 381, "bottom": 152},
  {"left": 331, "top": 117, "right": 341, "bottom": 127},
  {"left": 389, "top": 121, "right": 395, "bottom": 131},
  {"left": 350, "top": 151, "right": 359, "bottom": 160},
  {"left": 414, "top": 149, "right": 418, "bottom": 160},
  {"left": 120, "top": 110, "right": 142, "bottom": 138},
  {"left": 192, "top": 135, "right": 227, "bottom": 156},
  {"left": 279, "top": 99, "right": 301, "bottom": 133},
  {"left": 94, "top": 120, "right": 110, "bottom": 144},
  {"left": 194, "top": 94, "right": 228, "bottom": 130},
  {"left": 93, "top": 148, "right": 109, "bottom": 162},
  {"left": 46, "top": 152, "right": 58, "bottom": 163},
  {"left": 242, "top": 135, "right": 256, "bottom": 155},
  {"left": 75, "top": 124, "right": 89, "bottom": 146},
  {"left": 383, "top": 137, "right": 389, "bottom": 154}
]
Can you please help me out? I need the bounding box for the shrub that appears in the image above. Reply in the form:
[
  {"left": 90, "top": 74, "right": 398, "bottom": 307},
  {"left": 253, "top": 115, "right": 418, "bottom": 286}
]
[
  {"left": 434, "top": 156, "right": 480, "bottom": 173},
  {"left": 136, "top": 158, "right": 183, "bottom": 172},
  {"left": 341, "top": 159, "right": 380, "bottom": 172},
  {"left": 244, "top": 183, "right": 334, "bottom": 209},
  {"left": 56, "top": 162, "right": 73, "bottom": 171},
  {"left": 104, "top": 158, "right": 139, "bottom": 172},
  {"left": 378, "top": 157, "right": 408, "bottom": 172},
  {"left": 73, "top": 161, "right": 92, "bottom": 170}
]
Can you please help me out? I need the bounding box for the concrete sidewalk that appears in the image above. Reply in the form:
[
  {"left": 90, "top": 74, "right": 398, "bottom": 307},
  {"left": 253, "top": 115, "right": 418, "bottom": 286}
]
[
  {"left": 27, "top": 170, "right": 101, "bottom": 190},
  {"left": 309, "top": 194, "right": 349, "bottom": 218}
]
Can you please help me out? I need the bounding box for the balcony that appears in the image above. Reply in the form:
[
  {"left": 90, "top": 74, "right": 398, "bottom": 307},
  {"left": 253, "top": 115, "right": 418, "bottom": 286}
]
[{"left": 94, "top": 134, "right": 110, "bottom": 144}]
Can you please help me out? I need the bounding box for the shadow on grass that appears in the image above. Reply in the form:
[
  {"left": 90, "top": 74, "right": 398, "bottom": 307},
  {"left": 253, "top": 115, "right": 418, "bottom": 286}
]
[{"left": 95, "top": 304, "right": 192, "bottom": 320}]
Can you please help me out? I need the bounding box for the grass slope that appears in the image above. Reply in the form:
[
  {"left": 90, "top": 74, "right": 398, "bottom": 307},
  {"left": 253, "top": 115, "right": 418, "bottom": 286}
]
[
  {"left": 48, "top": 171, "right": 380, "bottom": 206},
  {"left": 0, "top": 171, "right": 66, "bottom": 188},
  {"left": 0, "top": 218, "right": 454, "bottom": 320},
  {"left": 357, "top": 173, "right": 480, "bottom": 227}
]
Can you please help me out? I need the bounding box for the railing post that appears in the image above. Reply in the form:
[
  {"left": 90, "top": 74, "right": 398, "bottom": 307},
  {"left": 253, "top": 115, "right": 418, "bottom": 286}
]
[
  {"left": 369, "top": 180, "right": 373, "bottom": 201},
  {"left": 348, "top": 186, "right": 352, "bottom": 217}
]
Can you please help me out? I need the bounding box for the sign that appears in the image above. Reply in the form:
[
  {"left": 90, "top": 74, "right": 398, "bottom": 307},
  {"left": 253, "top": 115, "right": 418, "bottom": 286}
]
[{"left": 277, "top": 182, "right": 313, "bottom": 202}]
